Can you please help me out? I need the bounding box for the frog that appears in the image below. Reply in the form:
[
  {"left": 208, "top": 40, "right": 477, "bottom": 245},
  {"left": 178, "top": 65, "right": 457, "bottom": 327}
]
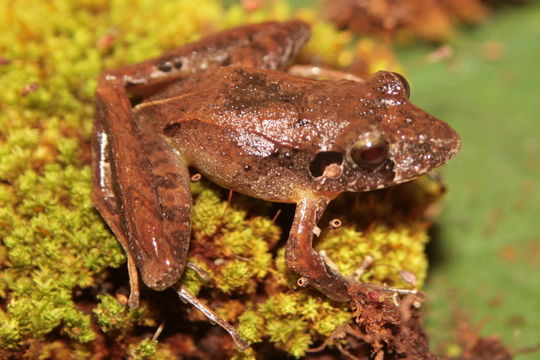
[{"left": 93, "top": 20, "right": 460, "bottom": 345}]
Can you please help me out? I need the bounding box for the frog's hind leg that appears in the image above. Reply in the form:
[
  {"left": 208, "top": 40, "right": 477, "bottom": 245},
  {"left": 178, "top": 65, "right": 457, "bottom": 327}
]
[
  {"left": 104, "top": 20, "right": 311, "bottom": 97},
  {"left": 92, "top": 108, "right": 141, "bottom": 307},
  {"left": 288, "top": 65, "right": 364, "bottom": 82},
  {"left": 285, "top": 198, "right": 350, "bottom": 302},
  {"left": 93, "top": 76, "right": 193, "bottom": 299}
]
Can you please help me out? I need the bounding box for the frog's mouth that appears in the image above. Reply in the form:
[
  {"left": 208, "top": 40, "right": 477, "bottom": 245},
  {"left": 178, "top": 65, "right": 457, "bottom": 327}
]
[{"left": 386, "top": 115, "right": 461, "bottom": 185}]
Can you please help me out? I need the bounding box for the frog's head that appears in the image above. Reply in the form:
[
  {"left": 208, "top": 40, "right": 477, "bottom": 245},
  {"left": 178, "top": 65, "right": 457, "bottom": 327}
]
[{"left": 309, "top": 71, "right": 461, "bottom": 193}]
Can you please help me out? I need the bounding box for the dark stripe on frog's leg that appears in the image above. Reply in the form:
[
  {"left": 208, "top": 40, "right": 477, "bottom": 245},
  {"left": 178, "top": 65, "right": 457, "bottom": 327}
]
[
  {"left": 285, "top": 197, "right": 350, "bottom": 302},
  {"left": 136, "top": 116, "right": 192, "bottom": 291}
]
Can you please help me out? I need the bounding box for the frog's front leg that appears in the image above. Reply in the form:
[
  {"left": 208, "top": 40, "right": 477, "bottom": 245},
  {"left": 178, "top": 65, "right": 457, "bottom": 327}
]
[{"left": 286, "top": 198, "right": 350, "bottom": 302}]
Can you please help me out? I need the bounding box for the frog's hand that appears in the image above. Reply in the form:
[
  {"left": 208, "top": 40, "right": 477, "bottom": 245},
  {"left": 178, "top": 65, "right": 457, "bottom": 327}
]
[
  {"left": 285, "top": 198, "right": 350, "bottom": 302},
  {"left": 93, "top": 77, "right": 192, "bottom": 295},
  {"left": 104, "top": 20, "right": 310, "bottom": 97}
]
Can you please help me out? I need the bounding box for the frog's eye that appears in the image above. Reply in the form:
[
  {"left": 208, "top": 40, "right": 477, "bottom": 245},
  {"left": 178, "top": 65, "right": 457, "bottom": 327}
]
[
  {"left": 392, "top": 72, "right": 410, "bottom": 98},
  {"left": 349, "top": 139, "right": 389, "bottom": 170}
]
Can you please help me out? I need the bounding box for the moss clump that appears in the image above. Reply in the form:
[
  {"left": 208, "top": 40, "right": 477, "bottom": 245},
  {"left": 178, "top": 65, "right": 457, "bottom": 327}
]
[
  {"left": 318, "top": 224, "right": 429, "bottom": 288},
  {"left": 93, "top": 294, "right": 154, "bottom": 334},
  {"left": 188, "top": 181, "right": 281, "bottom": 297},
  {"left": 242, "top": 292, "right": 351, "bottom": 357},
  {"left": 0, "top": 164, "right": 123, "bottom": 347},
  {"left": 128, "top": 338, "right": 158, "bottom": 360}
]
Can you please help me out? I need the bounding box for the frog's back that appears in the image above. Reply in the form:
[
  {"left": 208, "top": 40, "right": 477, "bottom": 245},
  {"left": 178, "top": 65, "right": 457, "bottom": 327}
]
[
  {"left": 134, "top": 66, "right": 359, "bottom": 202},
  {"left": 135, "top": 66, "right": 367, "bottom": 152}
]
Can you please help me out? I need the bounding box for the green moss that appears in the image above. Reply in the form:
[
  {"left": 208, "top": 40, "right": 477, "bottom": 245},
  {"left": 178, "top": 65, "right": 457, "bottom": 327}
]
[
  {"left": 318, "top": 224, "right": 429, "bottom": 288},
  {"left": 231, "top": 347, "right": 257, "bottom": 360},
  {"left": 237, "top": 310, "right": 265, "bottom": 344},
  {"left": 129, "top": 338, "right": 158, "bottom": 360},
  {"left": 217, "top": 260, "right": 254, "bottom": 294},
  {"left": 236, "top": 291, "right": 351, "bottom": 357}
]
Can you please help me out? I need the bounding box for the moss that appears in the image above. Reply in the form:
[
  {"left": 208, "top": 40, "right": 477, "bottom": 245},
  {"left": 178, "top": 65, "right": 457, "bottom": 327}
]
[
  {"left": 93, "top": 294, "right": 157, "bottom": 346},
  {"left": 318, "top": 224, "right": 429, "bottom": 288},
  {"left": 231, "top": 347, "right": 257, "bottom": 360},
  {"left": 245, "top": 291, "right": 351, "bottom": 357},
  {"left": 129, "top": 338, "right": 158, "bottom": 360},
  {"left": 237, "top": 310, "right": 265, "bottom": 344},
  {"left": 0, "top": 0, "right": 446, "bottom": 357}
]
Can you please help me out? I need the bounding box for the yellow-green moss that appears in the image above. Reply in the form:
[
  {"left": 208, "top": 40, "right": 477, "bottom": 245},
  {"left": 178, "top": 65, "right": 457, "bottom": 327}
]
[
  {"left": 93, "top": 294, "right": 154, "bottom": 334},
  {"left": 318, "top": 224, "right": 429, "bottom": 288},
  {"left": 255, "top": 292, "right": 351, "bottom": 357},
  {"left": 0, "top": 0, "right": 442, "bottom": 357},
  {"left": 128, "top": 338, "right": 158, "bottom": 360}
]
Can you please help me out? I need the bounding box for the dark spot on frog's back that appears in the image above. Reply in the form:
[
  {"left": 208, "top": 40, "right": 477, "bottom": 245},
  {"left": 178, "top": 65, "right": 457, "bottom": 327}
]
[
  {"left": 233, "top": 67, "right": 268, "bottom": 87},
  {"left": 294, "top": 118, "right": 310, "bottom": 128},
  {"left": 163, "top": 123, "right": 182, "bottom": 137},
  {"left": 224, "top": 68, "right": 297, "bottom": 111},
  {"left": 220, "top": 54, "right": 231, "bottom": 66}
]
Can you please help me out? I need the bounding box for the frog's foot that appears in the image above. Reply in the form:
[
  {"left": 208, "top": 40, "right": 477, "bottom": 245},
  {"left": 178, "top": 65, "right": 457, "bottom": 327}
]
[
  {"left": 340, "top": 256, "right": 419, "bottom": 307},
  {"left": 172, "top": 283, "right": 249, "bottom": 350},
  {"left": 286, "top": 243, "right": 351, "bottom": 302},
  {"left": 290, "top": 261, "right": 350, "bottom": 302}
]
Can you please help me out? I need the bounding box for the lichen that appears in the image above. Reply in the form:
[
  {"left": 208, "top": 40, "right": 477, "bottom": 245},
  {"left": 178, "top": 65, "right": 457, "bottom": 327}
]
[{"left": 0, "top": 0, "right": 444, "bottom": 358}]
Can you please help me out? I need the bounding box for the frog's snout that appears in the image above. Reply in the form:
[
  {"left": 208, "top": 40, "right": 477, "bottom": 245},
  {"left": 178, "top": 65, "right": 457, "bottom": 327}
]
[{"left": 389, "top": 115, "right": 461, "bottom": 184}]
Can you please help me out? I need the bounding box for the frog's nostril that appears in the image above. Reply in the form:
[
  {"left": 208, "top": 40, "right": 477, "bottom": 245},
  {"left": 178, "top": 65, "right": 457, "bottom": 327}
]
[{"left": 309, "top": 152, "right": 343, "bottom": 177}]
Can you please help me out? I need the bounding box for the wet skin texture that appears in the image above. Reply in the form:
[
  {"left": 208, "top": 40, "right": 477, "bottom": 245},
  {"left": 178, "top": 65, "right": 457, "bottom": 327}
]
[{"left": 93, "top": 20, "right": 460, "bottom": 305}]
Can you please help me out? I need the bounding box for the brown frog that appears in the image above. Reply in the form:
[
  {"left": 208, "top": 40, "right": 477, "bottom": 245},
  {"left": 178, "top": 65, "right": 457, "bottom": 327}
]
[{"left": 93, "top": 20, "right": 460, "bottom": 345}]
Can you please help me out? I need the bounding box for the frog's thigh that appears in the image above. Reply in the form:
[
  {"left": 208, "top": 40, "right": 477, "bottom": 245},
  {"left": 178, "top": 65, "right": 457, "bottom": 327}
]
[
  {"left": 92, "top": 103, "right": 141, "bottom": 308},
  {"left": 95, "top": 79, "right": 192, "bottom": 295},
  {"left": 288, "top": 65, "right": 364, "bottom": 82},
  {"left": 285, "top": 198, "right": 350, "bottom": 302}
]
